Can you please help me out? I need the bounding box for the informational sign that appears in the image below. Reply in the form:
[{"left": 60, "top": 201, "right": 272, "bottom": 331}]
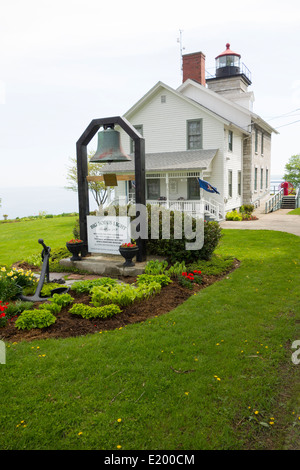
[{"left": 87, "top": 216, "right": 131, "bottom": 255}]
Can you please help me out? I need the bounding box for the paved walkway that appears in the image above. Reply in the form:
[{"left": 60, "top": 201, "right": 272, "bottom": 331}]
[{"left": 220, "top": 209, "right": 300, "bottom": 237}]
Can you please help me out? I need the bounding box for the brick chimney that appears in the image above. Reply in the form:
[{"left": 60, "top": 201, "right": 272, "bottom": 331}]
[{"left": 182, "top": 51, "right": 206, "bottom": 86}]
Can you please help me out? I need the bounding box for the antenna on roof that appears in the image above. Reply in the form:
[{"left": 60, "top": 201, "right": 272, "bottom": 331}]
[{"left": 177, "top": 29, "right": 185, "bottom": 78}]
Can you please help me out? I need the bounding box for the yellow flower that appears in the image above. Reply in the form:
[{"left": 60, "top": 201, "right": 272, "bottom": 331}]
[
  {"left": 78, "top": 432, "right": 83, "bottom": 436},
  {"left": 117, "top": 445, "right": 122, "bottom": 449},
  {"left": 254, "top": 410, "right": 259, "bottom": 415},
  {"left": 1, "top": 267, "right": 6, "bottom": 272},
  {"left": 117, "top": 418, "right": 122, "bottom": 422},
  {"left": 184, "top": 392, "right": 189, "bottom": 395}
]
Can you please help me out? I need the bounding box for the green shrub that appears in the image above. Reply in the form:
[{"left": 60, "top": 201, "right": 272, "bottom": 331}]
[
  {"left": 136, "top": 281, "right": 162, "bottom": 299},
  {"left": 15, "top": 309, "right": 56, "bottom": 330},
  {"left": 136, "top": 274, "right": 172, "bottom": 287},
  {"left": 0, "top": 277, "right": 22, "bottom": 302},
  {"left": 69, "top": 303, "right": 121, "bottom": 319},
  {"left": 226, "top": 210, "right": 243, "bottom": 221},
  {"left": 48, "top": 247, "right": 70, "bottom": 272},
  {"left": 40, "top": 283, "right": 66, "bottom": 297},
  {"left": 240, "top": 204, "right": 254, "bottom": 214},
  {"left": 5, "top": 300, "right": 34, "bottom": 318},
  {"left": 23, "top": 252, "right": 42, "bottom": 268},
  {"left": 146, "top": 205, "right": 222, "bottom": 262},
  {"left": 38, "top": 302, "right": 62, "bottom": 314},
  {"left": 91, "top": 281, "right": 161, "bottom": 308},
  {"left": 71, "top": 277, "right": 118, "bottom": 294},
  {"left": 91, "top": 283, "right": 138, "bottom": 307},
  {"left": 166, "top": 261, "right": 187, "bottom": 278},
  {"left": 144, "top": 260, "right": 168, "bottom": 275},
  {"left": 49, "top": 293, "right": 73, "bottom": 307}
]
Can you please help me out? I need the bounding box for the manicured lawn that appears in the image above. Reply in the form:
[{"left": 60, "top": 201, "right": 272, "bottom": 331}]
[
  {"left": 0, "top": 216, "right": 77, "bottom": 266},
  {"left": 0, "top": 229, "right": 299, "bottom": 450},
  {"left": 288, "top": 208, "right": 300, "bottom": 215}
]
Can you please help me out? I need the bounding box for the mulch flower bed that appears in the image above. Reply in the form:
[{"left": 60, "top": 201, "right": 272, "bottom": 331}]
[{"left": 0, "top": 260, "right": 240, "bottom": 343}]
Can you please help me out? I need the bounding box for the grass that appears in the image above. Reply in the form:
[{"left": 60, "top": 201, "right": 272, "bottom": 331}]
[
  {"left": 288, "top": 208, "right": 300, "bottom": 215},
  {"left": 0, "top": 227, "right": 300, "bottom": 450},
  {"left": 0, "top": 216, "right": 77, "bottom": 266}
]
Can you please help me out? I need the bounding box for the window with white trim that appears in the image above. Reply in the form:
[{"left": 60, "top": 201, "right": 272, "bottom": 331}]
[
  {"left": 228, "top": 170, "right": 233, "bottom": 198},
  {"left": 187, "top": 120, "right": 203, "bottom": 150}
]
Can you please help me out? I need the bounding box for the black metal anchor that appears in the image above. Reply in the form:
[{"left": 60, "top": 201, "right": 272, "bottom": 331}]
[{"left": 20, "top": 239, "right": 69, "bottom": 302}]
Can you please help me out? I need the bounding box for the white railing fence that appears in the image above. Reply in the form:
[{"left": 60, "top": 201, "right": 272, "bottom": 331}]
[{"left": 265, "top": 188, "right": 284, "bottom": 213}]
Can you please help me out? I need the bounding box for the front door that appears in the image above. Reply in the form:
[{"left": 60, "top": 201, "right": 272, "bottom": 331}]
[{"left": 188, "top": 178, "right": 200, "bottom": 199}]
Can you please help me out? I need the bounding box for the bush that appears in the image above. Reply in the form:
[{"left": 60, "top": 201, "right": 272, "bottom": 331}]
[
  {"left": 39, "top": 283, "right": 66, "bottom": 297},
  {"left": 144, "top": 260, "right": 168, "bottom": 275},
  {"left": 240, "top": 204, "right": 254, "bottom": 214},
  {"left": 69, "top": 303, "right": 121, "bottom": 319},
  {"left": 38, "top": 302, "right": 62, "bottom": 314},
  {"left": 48, "top": 247, "right": 70, "bottom": 271},
  {"left": 91, "top": 281, "right": 161, "bottom": 308},
  {"left": 49, "top": 293, "right": 73, "bottom": 307},
  {"left": 226, "top": 210, "right": 243, "bottom": 221},
  {"left": 15, "top": 309, "right": 56, "bottom": 330},
  {"left": 166, "top": 261, "right": 187, "bottom": 278},
  {"left": 0, "top": 277, "right": 22, "bottom": 302},
  {"left": 71, "top": 277, "right": 118, "bottom": 294},
  {"left": 5, "top": 300, "right": 34, "bottom": 318},
  {"left": 146, "top": 205, "right": 222, "bottom": 263},
  {"left": 136, "top": 274, "right": 172, "bottom": 287}
]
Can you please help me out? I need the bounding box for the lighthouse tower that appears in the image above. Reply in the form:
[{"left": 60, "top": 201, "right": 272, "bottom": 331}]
[{"left": 206, "top": 43, "right": 254, "bottom": 110}]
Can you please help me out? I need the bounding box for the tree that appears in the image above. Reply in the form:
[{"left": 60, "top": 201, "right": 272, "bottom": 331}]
[
  {"left": 283, "top": 154, "right": 300, "bottom": 189},
  {"left": 65, "top": 152, "right": 109, "bottom": 207}
]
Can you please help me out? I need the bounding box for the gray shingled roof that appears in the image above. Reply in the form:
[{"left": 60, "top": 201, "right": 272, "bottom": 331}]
[{"left": 100, "top": 149, "right": 218, "bottom": 173}]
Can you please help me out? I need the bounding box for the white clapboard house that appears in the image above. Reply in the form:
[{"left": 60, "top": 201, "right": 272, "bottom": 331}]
[{"left": 100, "top": 43, "right": 278, "bottom": 220}]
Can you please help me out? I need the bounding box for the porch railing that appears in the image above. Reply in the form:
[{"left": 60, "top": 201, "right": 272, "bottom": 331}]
[
  {"left": 296, "top": 186, "right": 300, "bottom": 209},
  {"left": 265, "top": 188, "right": 284, "bottom": 213},
  {"left": 146, "top": 198, "right": 224, "bottom": 221}
]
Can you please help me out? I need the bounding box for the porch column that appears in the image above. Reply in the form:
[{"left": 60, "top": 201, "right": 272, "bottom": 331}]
[
  {"left": 200, "top": 170, "right": 204, "bottom": 217},
  {"left": 166, "top": 173, "right": 169, "bottom": 209}
]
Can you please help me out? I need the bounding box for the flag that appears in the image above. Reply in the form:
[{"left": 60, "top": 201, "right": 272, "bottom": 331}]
[{"left": 197, "top": 178, "right": 220, "bottom": 194}]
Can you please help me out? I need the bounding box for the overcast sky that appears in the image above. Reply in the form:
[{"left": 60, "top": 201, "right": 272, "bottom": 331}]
[{"left": 1, "top": 0, "right": 300, "bottom": 189}]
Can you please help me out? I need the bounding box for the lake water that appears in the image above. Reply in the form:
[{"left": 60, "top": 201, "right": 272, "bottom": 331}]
[
  {"left": 1, "top": 176, "right": 283, "bottom": 220},
  {"left": 0, "top": 186, "right": 98, "bottom": 220}
]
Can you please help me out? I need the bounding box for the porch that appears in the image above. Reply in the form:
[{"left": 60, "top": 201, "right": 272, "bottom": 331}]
[
  {"left": 102, "top": 149, "right": 224, "bottom": 221},
  {"left": 120, "top": 171, "right": 224, "bottom": 221}
]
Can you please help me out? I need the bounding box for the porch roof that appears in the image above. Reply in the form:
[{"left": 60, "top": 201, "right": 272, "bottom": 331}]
[{"left": 100, "top": 149, "right": 218, "bottom": 174}]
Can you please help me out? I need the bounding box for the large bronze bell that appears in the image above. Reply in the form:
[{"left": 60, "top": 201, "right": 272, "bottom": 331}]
[{"left": 90, "top": 126, "right": 131, "bottom": 164}]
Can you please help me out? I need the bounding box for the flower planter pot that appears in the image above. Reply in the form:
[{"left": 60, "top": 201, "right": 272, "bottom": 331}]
[
  {"left": 119, "top": 246, "right": 139, "bottom": 267},
  {"left": 66, "top": 242, "right": 84, "bottom": 261}
]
